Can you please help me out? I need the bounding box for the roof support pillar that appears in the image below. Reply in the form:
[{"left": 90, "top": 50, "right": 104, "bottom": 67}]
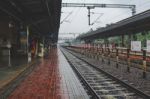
[
  {"left": 121, "top": 35, "right": 125, "bottom": 47},
  {"left": 142, "top": 31, "right": 148, "bottom": 47},
  {"left": 128, "top": 34, "right": 131, "bottom": 49}
]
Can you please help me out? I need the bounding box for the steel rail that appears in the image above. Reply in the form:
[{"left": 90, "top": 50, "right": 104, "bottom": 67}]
[
  {"left": 60, "top": 48, "right": 100, "bottom": 99},
  {"left": 63, "top": 47, "right": 150, "bottom": 99}
]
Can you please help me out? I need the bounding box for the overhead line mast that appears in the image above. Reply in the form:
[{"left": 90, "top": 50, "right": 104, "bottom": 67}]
[{"left": 62, "top": 3, "right": 136, "bottom": 25}]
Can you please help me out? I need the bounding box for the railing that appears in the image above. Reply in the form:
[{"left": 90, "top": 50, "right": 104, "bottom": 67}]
[{"left": 66, "top": 45, "right": 149, "bottom": 79}]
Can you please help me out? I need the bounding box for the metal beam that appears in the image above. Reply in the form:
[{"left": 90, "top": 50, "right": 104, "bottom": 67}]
[
  {"left": 45, "top": 0, "right": 51, "bottom": 16},
  {"left": 0, "top": 1, "right": 23, "bottom": 21},
  {"left": 6, "top": 0, "right": 48, "bottom": 34},
  {"left": 62, "top": 3, "right": 135, "bottom": 10},
  {"left": 62, "top": 3, "right": 136, "bottom": 25}
]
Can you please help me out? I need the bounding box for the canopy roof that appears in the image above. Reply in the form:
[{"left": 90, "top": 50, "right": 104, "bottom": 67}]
[
  {"left": 78, "top": 9, "right": 150, "bottom": 40},
  {"left": 0, "top": 0, "right": 62, "bottom": 42}
]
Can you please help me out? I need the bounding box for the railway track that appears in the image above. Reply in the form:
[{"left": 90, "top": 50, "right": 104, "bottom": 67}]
[{"left": 61, "top": 47, "right": 149, "bottom": 99}]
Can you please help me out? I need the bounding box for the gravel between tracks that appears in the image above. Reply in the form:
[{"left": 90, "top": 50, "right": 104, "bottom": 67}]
[
  {"left": 62, "top": 48, "right": 145, "bottom": 99},
  {"left": 66, "top": 48, "right": 150, "bottom": 97}
]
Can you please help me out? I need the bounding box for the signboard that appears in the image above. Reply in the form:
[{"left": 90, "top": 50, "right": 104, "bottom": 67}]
[
  {"left": 131, "top": 41, "right": 141, "bottom": 51},
  {"left": 147, "top": 40, "right": 150, "bottom": 52}
]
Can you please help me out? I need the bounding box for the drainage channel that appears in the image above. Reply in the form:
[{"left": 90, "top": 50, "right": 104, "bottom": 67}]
[{"left": 61, "top": 47, "right": 145, "bottom": 99}]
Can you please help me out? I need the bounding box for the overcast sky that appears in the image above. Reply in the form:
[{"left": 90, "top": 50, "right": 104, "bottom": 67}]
[{"left": 59, "top": 0, "right": 150, "bottom": 38}]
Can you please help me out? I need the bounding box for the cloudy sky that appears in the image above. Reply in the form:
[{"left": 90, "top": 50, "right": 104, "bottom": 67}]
[{"left": 59, "top": 0, "right": 150, "bottom": 38}]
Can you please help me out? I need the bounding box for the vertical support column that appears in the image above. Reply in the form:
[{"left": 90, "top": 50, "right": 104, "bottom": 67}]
[
  {"left": 143, "top": 50, "right": 147, "bottom": 78},
  {"left": 94, "top": 43, "right": 96, "bottom": 59},
  {"left": 41, "top": 37, "right": 45, "bottom": 57},
  {"left": 96, "top": 44, "right": 99, "bottom": 60},
  {"left": 143, "top": 31, "right": 147, "bottom": 49},
  {"left": 85, "top": 44, "right": 87, "bottom": 57},
  {"left": 116, "top": 48, "right": 119, "bottom": 68},
  {"left": 101, "top": 45, "right": 104, "bottom": 63},
  {"left": 79, "top": 44, "right": 81, "bottom": 54},
  {"left": 87, "top": 7, "right": 91, "bottom": 25},
  {"left": 107, "top": 38, "right": 110, "bottom": 64},
  {"left": 128, "top": 34, "right": 131, "bottom": 48},
  {"left": 27, "top": 26, "right": 31, "bottom": 62},
  {"left": 93, "top": 44, "right": 95, "bottom": 59},
  {"left": 142, "top": 31, "right": 147, "bottom": 78},
  {"left": 35, "top": 39, "right": 38, "bottom": 57},
  {"left": 8, "top": 21, "right": 13, "bottom": 67},
  {"left": 121, "top": 35, "right": 125, "bottom": 47},
  {"left": 7, "top": 43, "right": 11, "bottom": 67},
  {"left": 127, "top": 34, "right": 131, "bottom": 72},
  {"left": 82, "top": 45, "right": 83, "bottom": 54},
  {"left": 108, "top": 47, "right": 110, "bottom": 65},
  {"left": 127, "top": 48, "right": 130, "bottom": 72},
  {"left": 27, "top": 26, "right": 29, "bottom": 55},
  {"left": 91, "top": 43, "right": 93, "bottom": 58},
  {"left": 97, "top": 44, "right": 100, "bottom": 60},
  {"left": 90, "top": 43, "right": 92, "bottom": 58},
  {"left": 87, "top": 43, "right": 89, "bottom": 57}
]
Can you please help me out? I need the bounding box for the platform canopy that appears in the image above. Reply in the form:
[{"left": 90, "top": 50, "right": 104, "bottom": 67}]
[
  {"left": 0, "top": 0, "right": 62, "bottom": 42},
  {"left": 78, "top": 9, "right": 150, "bottom": 40}
]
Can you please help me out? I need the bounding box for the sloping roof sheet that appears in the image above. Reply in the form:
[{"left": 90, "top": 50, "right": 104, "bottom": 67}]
[{"left": 79, "top": 9, "right": 150, "bottom": 40}]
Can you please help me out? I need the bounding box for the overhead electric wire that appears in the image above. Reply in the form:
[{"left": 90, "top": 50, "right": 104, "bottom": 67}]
[
  {"left": 60, "top": 12, "right": 72, "bottom": 24},
  {"left": 91, "top": 0, "right": 150, "bottom": 27},
  {"left": 104, "top": 0, "right": 150, "bottom": 25},
  {"left": 60, "top": 0, "right": 150, "bottom": 34},
  {"left": 69, "top": 0, "right": 86, "bottom": 22},
  {"left": 91, "top": 13, "right": 103, "bottom": 25}
]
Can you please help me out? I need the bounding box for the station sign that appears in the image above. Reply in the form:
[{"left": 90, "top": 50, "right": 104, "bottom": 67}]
[
  {"left": 147, "top": 40, "right": 150, "bottom": 52},
  {"left": 131, "top": 41, "right": 141, "bottom": 51}
]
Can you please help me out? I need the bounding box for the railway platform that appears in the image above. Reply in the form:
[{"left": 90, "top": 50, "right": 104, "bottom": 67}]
[
  {"left": 5, "top": 47, "right": 89, "bottom": 99},
  {"left": 1, "top": 46, "right": 150, "bottom": 99}
]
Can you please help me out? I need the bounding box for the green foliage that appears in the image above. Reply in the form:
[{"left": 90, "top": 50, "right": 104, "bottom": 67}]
[{"left": 93, "top": 30, "right": 150, "bottom": 47}]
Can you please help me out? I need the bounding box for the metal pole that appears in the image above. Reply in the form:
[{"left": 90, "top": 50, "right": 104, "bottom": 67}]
[
  {"left": 27, "top": 26, "right": 31, "bottom": 62},
  {"left": 102, "top": 45, "right": 104, "bottom": 63},
  {"left": 143, "top": 50, "right": 147, "bottom": 78},
  {"left": 122, "top": 35, "right": 125, "bottom": 47},
  {"left": 27, "top": 26, "right": 29, "bottom": 54},
  {"left": 127, "top": 34, "right": 131, "bottom": 72},
  {"left": 131, "top": 5, "right": 136, "bottom": 16},
  {"left": 87, "top": 7, "right": 91, "bottom": 25},
  {"left": 8, "top": 48, "right": 11, "bottom": 67},
  {"left": 116, "top": 48, "right": 119, "bottom": 68},
  {"left": 127, "top": 48, "right": 130, "bottom": 72},
  {"left": 108, "top": 47, "right": 110, "bottom": 65},
  {"left": 142, "top": 32, "right": 147, "bottom": 78}
]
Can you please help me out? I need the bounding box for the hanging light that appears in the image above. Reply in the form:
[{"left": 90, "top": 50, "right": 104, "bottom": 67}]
[{"left": 8, "top": 21, "right": 14, "bottom": 28}]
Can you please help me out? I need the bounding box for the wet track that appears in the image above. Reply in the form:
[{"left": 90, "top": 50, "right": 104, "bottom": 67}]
[{"left": 61, "top": 47, "right": 146, "bottom": 99}]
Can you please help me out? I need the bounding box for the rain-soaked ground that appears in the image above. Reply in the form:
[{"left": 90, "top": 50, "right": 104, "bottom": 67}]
[{"left": 8, "top": 48, "right": 89, "bottom": 99}]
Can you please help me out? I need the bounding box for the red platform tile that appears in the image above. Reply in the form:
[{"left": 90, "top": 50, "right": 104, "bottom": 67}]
[{"left": 8, "top": 48, "right": 89, "bottom": 99}]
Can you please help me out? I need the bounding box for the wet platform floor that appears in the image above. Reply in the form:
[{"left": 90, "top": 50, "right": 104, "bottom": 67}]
[{"left": 8, "top": 48, "right": 89, "bottom": 99}]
